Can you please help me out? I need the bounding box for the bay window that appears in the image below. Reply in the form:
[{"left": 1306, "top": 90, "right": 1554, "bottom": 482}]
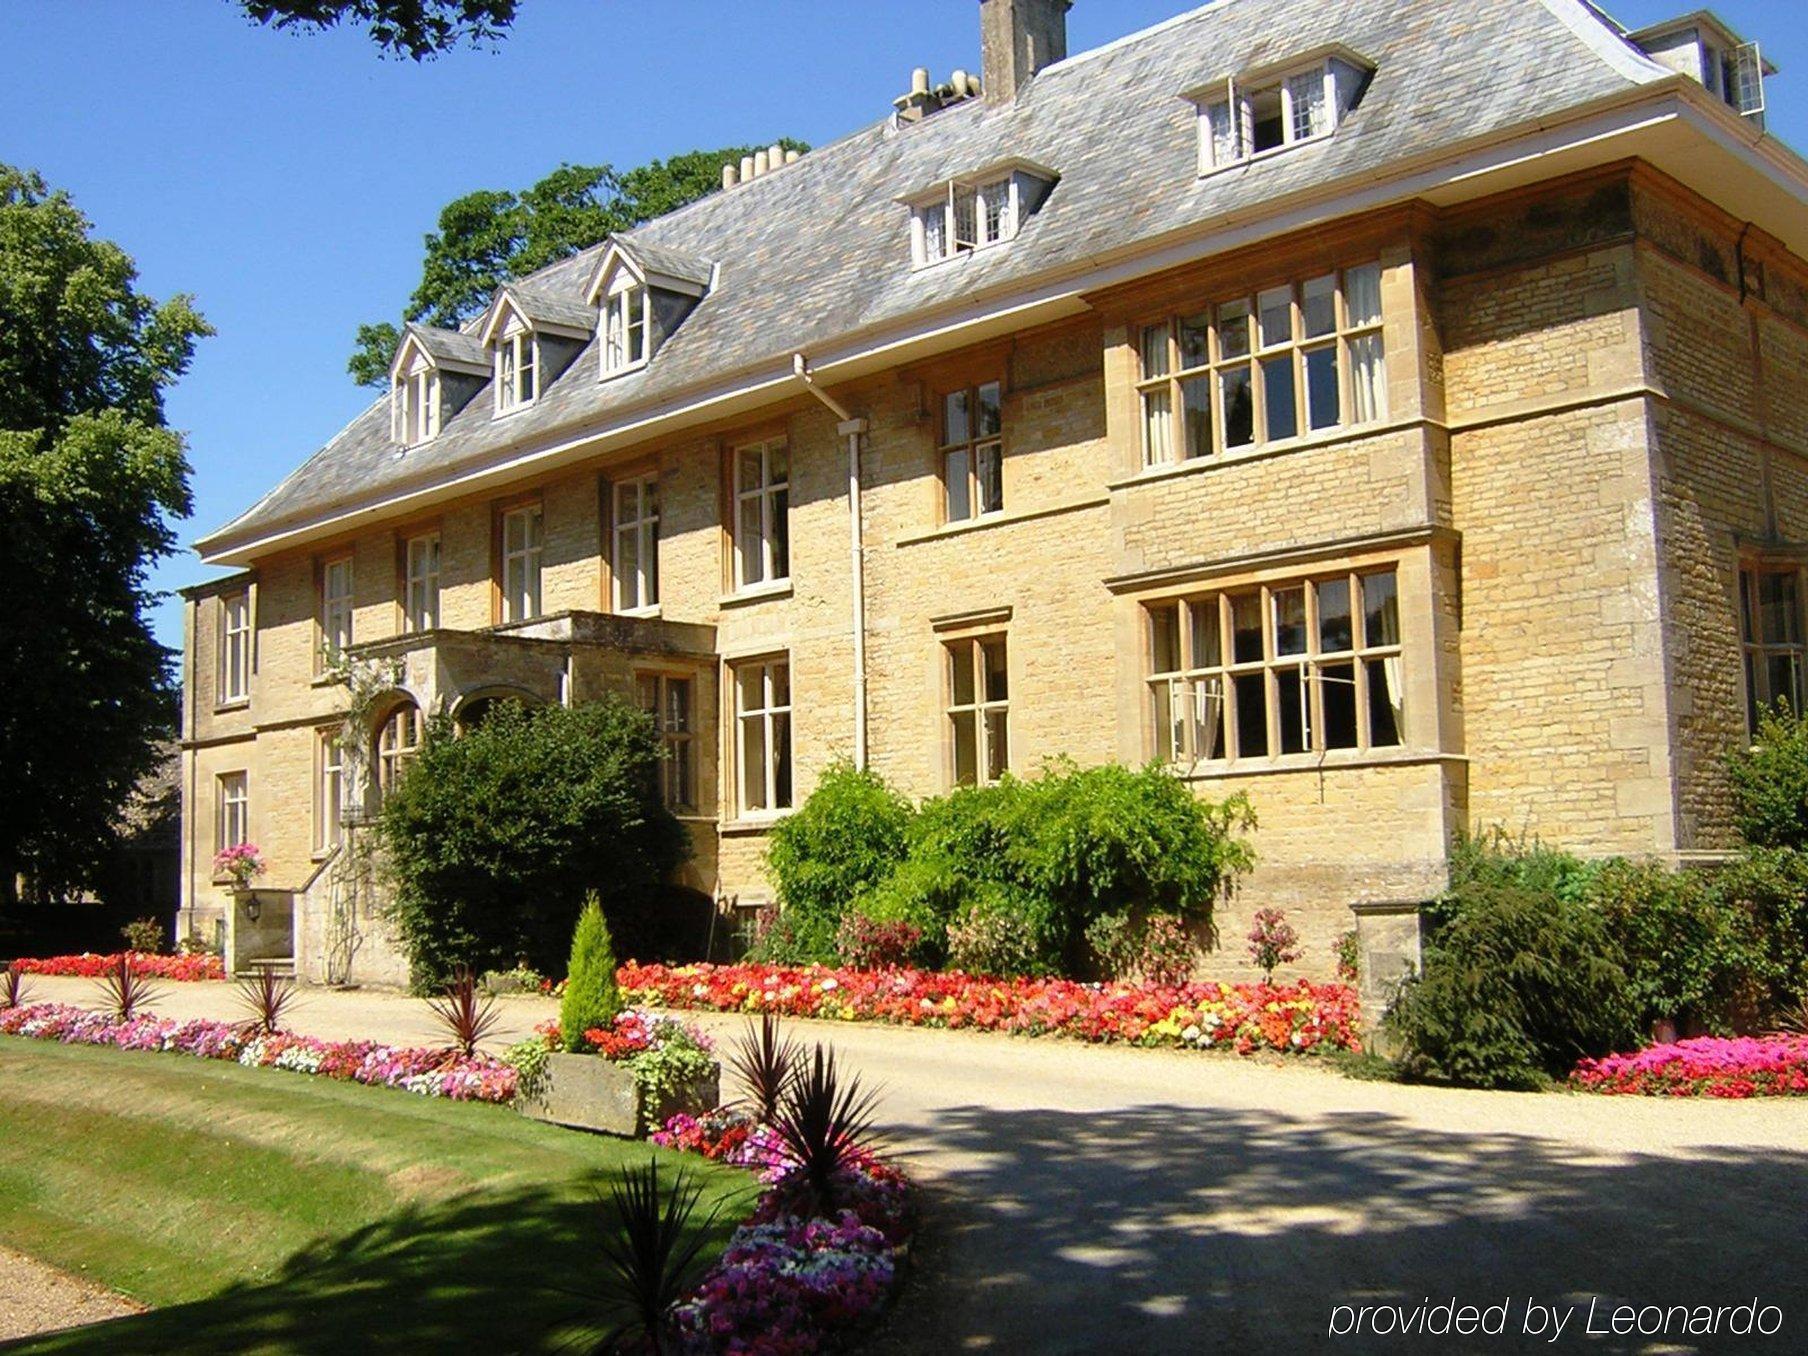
[{"left": 1148, "top": 568, "right": 1403, "bottom": 764}]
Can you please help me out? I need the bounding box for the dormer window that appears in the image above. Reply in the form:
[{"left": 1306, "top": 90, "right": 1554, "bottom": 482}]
[
  {"left": 910, "top": 163, "right": 1055, "bottom": 268},
  {"left": 585, "top": 236, "right": 713, "bottom": 381},
  {"left": 1193, "top": 52, "right": 1370, "bottom": 174},
  {"left": 494, "top": 322, "right": 537, "bottom": 413},
  {"left": 1630, "top": 16, "right": 1769, "bottom": 125},
  {"left": 394, "top": 355, "right": 440, "bottom": 445},
  {"left": 604, "top": 280, "right": 650, "bottom": 375}
]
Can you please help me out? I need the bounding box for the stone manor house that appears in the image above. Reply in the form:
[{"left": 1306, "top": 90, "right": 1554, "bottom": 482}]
[{"left": 180, "top": 0, "right": 1808, "bottom": 989}]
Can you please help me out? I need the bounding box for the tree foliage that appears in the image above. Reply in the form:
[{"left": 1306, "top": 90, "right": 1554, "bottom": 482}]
[
  {"left": 559, "top": 895, "right": 622, "bottom": 1053},
  {"left": 376, "top": 698, "right": 688, "bottom": 986},
  {"left": 237, "top": 0, "right": 517, "bottom": 60},
  {"left": 347, "top": 147, "right": 807, "bottom": 385},
  {"left": 0, "top": 165, "right": 209, "bottom": 901},
  {"left": 1727, "top": 703, "right": 1808, "bottom": 850}
]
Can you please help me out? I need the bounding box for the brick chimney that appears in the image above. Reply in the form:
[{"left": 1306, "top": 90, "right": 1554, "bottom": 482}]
[{"left": 980, "top": 0, "right": 1071, "bottom": 105}]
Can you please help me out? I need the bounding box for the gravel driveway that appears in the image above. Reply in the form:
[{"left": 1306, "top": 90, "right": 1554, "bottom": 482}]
[{"left": 12, "top": 976, "right": 1808, "bottom": 1353}]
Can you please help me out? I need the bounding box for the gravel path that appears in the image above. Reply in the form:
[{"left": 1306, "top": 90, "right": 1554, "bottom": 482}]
[
  {"left": 0, "top": 1247, "right": 141, "bottom": 1343},
  {"left": 13, "top": 976, "right": 1808, "bottom": 1352}
]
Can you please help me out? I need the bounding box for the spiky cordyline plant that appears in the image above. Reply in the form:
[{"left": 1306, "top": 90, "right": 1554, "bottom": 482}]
[
  {"left": 96, "top": 953, "right": 163, "bottom": 1021},
  {"left": 235, "top": 968, "right": 297, "bottom": 1037},
  {"left": 771, "top": 1043, "right": 883, "bottom": 1215},
  {"left": 589, "top": 1158, "right": 722, "bottom": 1355},
  {"left": 727, "top": 1011, "right": 800, "bottom": 1123},
  {"left": 426, "top": 967, "right": 499, "bottom": 1057},
  {"left": 2, "top": 962, "right": 30, "bottom": 1011}
]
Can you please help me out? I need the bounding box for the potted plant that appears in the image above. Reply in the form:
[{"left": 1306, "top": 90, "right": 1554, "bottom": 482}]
[
  {"left": 510, "top": 897, "right": 718, "bottom": 1136},
  {"left": 213, "top": 843, "right": 266, "bottom": 894}
]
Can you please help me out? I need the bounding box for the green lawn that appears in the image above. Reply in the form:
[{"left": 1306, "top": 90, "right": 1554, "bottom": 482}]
[{"left": 0, "top": 1039, "right": 754, "bottom": 1354}]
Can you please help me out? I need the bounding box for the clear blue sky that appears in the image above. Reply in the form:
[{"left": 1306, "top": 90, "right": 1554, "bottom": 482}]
[{"left": 4, "top": 0, "right": 1802, "bottom": 651}]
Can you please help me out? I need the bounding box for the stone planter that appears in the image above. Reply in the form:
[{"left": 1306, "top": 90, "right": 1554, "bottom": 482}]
[{"left": 517, "top": 1052, "right": 719, "bottom": 1137}]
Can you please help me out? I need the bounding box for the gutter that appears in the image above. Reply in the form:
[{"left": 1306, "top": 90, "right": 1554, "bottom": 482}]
[{"left": 793, "top": 355, "right": 870, "bottom": 771}]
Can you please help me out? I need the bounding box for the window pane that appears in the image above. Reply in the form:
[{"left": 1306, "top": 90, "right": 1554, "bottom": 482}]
[
  {"left": 1151, "top": 605, "right": 1181, "bottom": 674},
  {"left": 618, "top": 520, "right": 640, "bottom": 608},
  {"left": 1250, "top": 86, "right": 1284, "bottom": 153},
  {"left": 1321, "top": 662, "right": 1358, "bottom": 748},
  {"left": 1234, "top": 672, "right": 1269, "bottom": 756},
  {"left": 1305, "top": 345, "right": 1340, "bottom": 431},
  {"left": 1258, "top": 287, "right": 1292, "bottom": 349},
  {"left": 1318, "top": 577, "right": 1353, "bottom": 653},
  {"left": 1178, "top": 313, "right": 1211, "bottom": 370},
  {"left": 980, "top": 179, "right": 1010, "bottom": 243},
  {"left": 1302, "top": 275, "right": 1337, "bottom": 338},
  {"left": 982, "top": 637, "right": 1009, "bottom": 702},
  {"left": 1195, "top": 676, "right": 1226, "bottom": 759},
  {"left": 1262, "top": 354, "right": 1298, "bottom": 441},
  {"left": 1277, "top": 665, "right": 1308, "bottom": 753},
  {"left": 738, "top": 448, "right": 763, "bottom": 492},
  {"left": 1363, "top": 571, "right": 1400, "bottom": 647},
  {"left": 1140, "top": 324, "right": 1171, "bottom": 379},
  {"left": 977, "top": 382, "right": 1003, "bottom": 438},
  {"left": 1349, "top": 333, "right": 1385, "bottom": 422},
  {"left": 773, "top": 712, "right": 792, "bottom": 807},
  {"left": 984, "top": 709, "right": 1009, "bottom": 782},
  {"left": 1367, "top": 657, "right": 1403, "bottom": 746},
  {"left": 1220, "top": 367, "right": 1254, "bottom": 449},
  {"left": 741, "top": 716, "right": 767, "bottom": 811},
  {"left": 1142, "top": 388, "right": 1173, "bottom": 465},
  {"left": 1346, "top": 263, "right": 1383, "bottom": 327},
  {"left": 1231, "top": 591, "right": 1264, "bottom": 664},
  {"left": 976, "top": 443, "right": 1003, "bottom": 514},
  {"left": 952, "top": 710, "right": 978, "bottom": 786},
  {"left": 771, "top": 485, "right": 790, "bottom": 578},
  {"left": 951, "top": 643, "right": 976, "bottom": 706},
  {"left": 945, "top": 447, "right": 972, "bottom": 521},
  {"left": 738, "top": 665, "right": 765, "bottom": 714},
  {"left": 1287, "top": 67, "right": 1328, "bottom": 140},
  {"left": 1218, "top": 302, "right": 1251, "bottom": 360},
  {"left": 1741, "top": 571, "right": 1756, "bottom": 643},
  {"left": 1759, "top": 572, "right": 1802, "bottom": 645},
  {"left": 770, "top": 660, "right": 790, "bottom": 707},
  {"left": 1768, "top": 653, "right": 1804, "bottom": 713},
  {"left": 1181, "top": 376, "right": 1213, "bottom": 459},
  {"left": 1190, "top": 600, "right": 1222, "bottom": 668},
  {"left": 1206, "top": 99, "right": 1239, "bottom": 165},
  {"left": 944, "top": 389, "right": 971, "bottom": 446},
  {"left": 1154, "top": 682, "right": 1179, "bottom": 761},
  {"left": 738, "top": 495, "right": 764, "bottom": 584},
  {"left": 1272, "top": 587, "right": 1308, "bottom": 656}
]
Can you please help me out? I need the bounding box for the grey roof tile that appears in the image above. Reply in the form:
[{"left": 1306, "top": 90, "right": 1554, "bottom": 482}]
[{"left": 200, "top": 0, "right": 1660, "bottom": 555}]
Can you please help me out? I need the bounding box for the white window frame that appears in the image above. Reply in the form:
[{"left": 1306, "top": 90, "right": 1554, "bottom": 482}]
[
  {"left": 493, "top": 321, "right": 538, "bottom": 414},
  {"left": 216, "top": 771, "right": 249, "bottom": 856},
  {"left": 637, "top": 670, "right": 695, "bottom": 811},
  {"left": 319, "top": 555, "right": 354, "bottom": 666},
  {"left": 375, "top": 703, "right": 421, "bottom": 800},
  {"left": 939, "top": 381, "right": 1005, "bottom": 523},
  {"left": 603, "top": 277, "right": 651, "bottom": 377},
  {"left": 946, "top": 634, "right": 1010, "bottom": 787},
  {"left": 218, "top": 590, "right": 250, "bottom": 705},
  {"left": 403, "top": 532, "right": 441, "bottom": 633},
  {"left": 499, "top": 503, "right": 544, "bottom": 623},
  {"left": 913, "top": 174, "right": 1027, "bottom": 267},
  {"left": 315, "top": 729, "right": 344, "bottom": 855},
  {"left": 734, "top": 657, "right": 792, "bottom": 816},
  {"left": 1147, "top": 569, "right": 1404, "bottom": 767},
  {"left": 1197, "top": 57, "right": 1360, "bottom": 174},
  {"left": 613, "top": 475, "right": 660, "bottom": 612},
  {"left": 732, "top": 437, "right": 790, "bottom": 591},
  {"left": 1136, "top": 262, "right": 1386, "bottom": 468},
  {"left": 392, "top": 355, "right": 440, "bottom": 445}
]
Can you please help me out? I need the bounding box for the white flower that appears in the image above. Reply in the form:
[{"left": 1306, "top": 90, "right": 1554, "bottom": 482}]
[
  {"left": 1182, "top": 1024, "right": 1202, "bottom": 1043},
  {"left": 822, "top": 978, "right": 839, "bottom": 992}
]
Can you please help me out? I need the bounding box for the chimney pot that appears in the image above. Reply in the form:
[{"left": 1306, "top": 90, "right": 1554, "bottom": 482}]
[
  {"left": 911, "top": 66, "right": 931, "bottom": 96},
  {"left": 980, "top": 0, "right": 1070, "bottom": 105},
  {"left": 753, "top": 149, "right": 770, "bottom": 177},
  {"left": 722, "top": 163, "right": 739, "bottom": 189}
]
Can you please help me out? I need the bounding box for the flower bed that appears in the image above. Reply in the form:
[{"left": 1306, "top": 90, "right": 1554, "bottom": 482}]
[
  {"left": 0, "top": 1003, "right": 516, "bottom": 1102},
  {"left": 621, "top": 961, "right": 1360, "bottom": 1056},
  {"left": 655, "top": 1107, "right": 912, "bottom": 1354},
  {"left": 10, "top": 952, "right": 226, "bottom": 982},
  {"left": 1571, "top": 1035, "right": 1808, "bottom": 1098}
]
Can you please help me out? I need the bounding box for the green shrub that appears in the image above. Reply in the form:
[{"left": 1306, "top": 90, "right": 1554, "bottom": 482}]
[
  {"left": 1728, "top": 704, "right": 1808, "bottom": 850},
  {"left": 377, "top": 698, "right": 687, "bottom": 987},
  {"left": 946, "top": 881, "right": 1054, "bottom": 978},
  {"left": 560, "top": 896, "right": 622, "bottom": 1053},
  {"left": 763, "top": 761, "right": 914, "bottom": 963},
  {"left": 1386, "top": 872, "right": 1638, "bottom": 1089},
  {"left": 1709, "top": 846, "right": 1808, "bottom": 1018},
  {"left": 847, "top": 856, "right": 965, "bottom": 967},
  {"left": 120, "top": 917, "right": 165, "bottom": 954}
]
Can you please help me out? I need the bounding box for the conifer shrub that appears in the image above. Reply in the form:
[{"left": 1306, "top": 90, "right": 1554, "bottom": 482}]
[{"left": 560, "top": 895, "right": 623, "bottom": 1052}]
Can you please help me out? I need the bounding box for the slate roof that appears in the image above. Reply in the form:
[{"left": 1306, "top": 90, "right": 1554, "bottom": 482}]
[
  {"left": 200, "top": 0, "right": 1665, "bottom": 557},
  {"left": 402, "top": 323, "right": 487, "bottom": 370},
  {"left": 498, "top": 283, "right": 597, "bottom": 334},
  {"left": 610, "top": 237, "right": 715, "bottom": 291}
]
